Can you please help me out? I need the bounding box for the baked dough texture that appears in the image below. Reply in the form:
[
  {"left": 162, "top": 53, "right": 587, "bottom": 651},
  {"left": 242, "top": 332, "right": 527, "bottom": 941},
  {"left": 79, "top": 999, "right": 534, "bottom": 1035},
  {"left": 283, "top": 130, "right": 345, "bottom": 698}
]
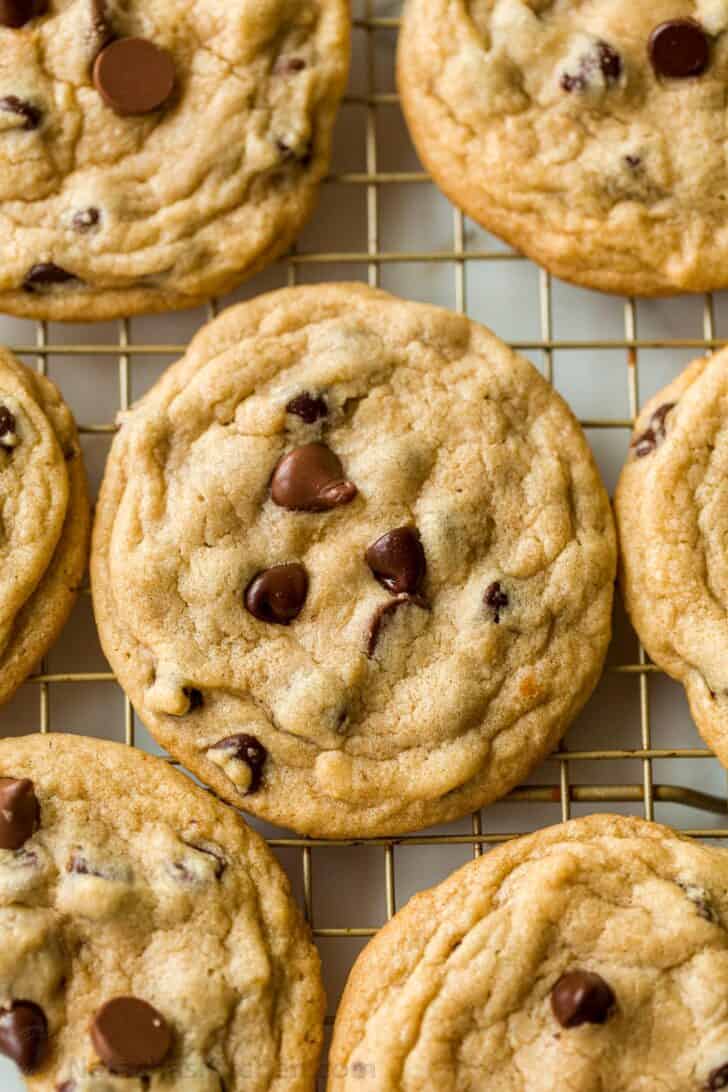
[
  {"left": 0, "top": 732, "right": 324, "bottom": 1090},
  {"left": 329, "top": 814, "right": 728, "bottom": 1091},
  {"left": 0, "top": 349, "right": 89, "bottom": 704},
  {"left": 0, "top": 0, "right": 349, "bottom": 320},
  {"left": 398, "top": 0, "right": 728, "bottom": 296},
  {"left": 91, "top": 283, "right": 616, "bottom": 838},
  {"left": 616, "top": 347, "right": 728, "bottom": 767}
]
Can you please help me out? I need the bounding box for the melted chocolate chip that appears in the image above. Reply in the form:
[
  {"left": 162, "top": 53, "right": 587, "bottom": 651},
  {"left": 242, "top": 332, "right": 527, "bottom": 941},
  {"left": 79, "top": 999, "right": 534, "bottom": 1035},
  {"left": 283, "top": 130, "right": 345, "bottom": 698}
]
[
  {"left": 0, "top": 406, "right": 16, "bottom": 437},
  {"left": 649, "top": 19, "right": 710, "bottom": 79},
  {"left": 367, "top": 594, "right": 429, "bottom": 658},
  {"left": 91, "top": 997, "right": 172, "bottom": 1075},
  {"left": 0, "top": 1002, "right": 48, "bottom": 1074},
  {"left": 633, "top": 402, "right": 676, "bottom": 457},
  {"left": 709, "top": 1065, "right": 728, "bottom": 1090},
  {"left": 245, "top": 563, "right": 308, "bottom": 625},
  {"left": 210, "top": 734, "right": 267, "bottom": 794},
  {"left": 551, "top": 970, "right": 615, "bottom": 1028},
  {"left": 93, "top": 38, "right": 176, "bottom": 116},
  {"left": 271, "top": 442, "right": 358, "bottom": 512},
  {"left": 561, "top": 40, "right": 622, "bottom": 92},
  {"left": 72, "top": 207, "right": 100, "bottom": 233},
  {"left": 183, "top": 687, "right": 203, "bottom": 712},
  {"left": 366, "top": 527, "right": 426, "bottom": 596},
  {"left": 0, "top": 0, "right": 45, "bottom": 28},
  {"left": 484, "top": 582, "right": 509, "bottom": 624},
  {"left": 23, "top": 263, "right": 77, "bottom": 291},
  {"left": 286, "top": 392, "right": 328, "bottom": 424},
  {"left": 0, "top": 778, "right": 39, "bottom": 850},
  {"left": 0, "top": 95, "right": 41, "bottom": 130}
]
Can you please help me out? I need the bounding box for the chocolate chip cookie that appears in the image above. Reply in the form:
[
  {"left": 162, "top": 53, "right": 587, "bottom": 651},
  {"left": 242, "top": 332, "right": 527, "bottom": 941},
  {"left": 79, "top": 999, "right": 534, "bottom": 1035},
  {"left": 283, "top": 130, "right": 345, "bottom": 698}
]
[
  {"left": 329, "top": 814, "right": 728, "bottom": 1090},
  {"left": 90, "top": 283, "right": 616, "bottom": 838},
  {"left": 0, "top": 732, "right": 324, "bottom": 1089},
  {"left": 0, "top": 0, "right": 349, "bottom": 320},
  {"left": 616, "top": 348, "right": 728, "bottom": 767},
  {"left": 0, "top": 349, "right": 88, "bottom": 706},
  {"left": 398, "top": 1, "right": 728, "bottom": 296}
]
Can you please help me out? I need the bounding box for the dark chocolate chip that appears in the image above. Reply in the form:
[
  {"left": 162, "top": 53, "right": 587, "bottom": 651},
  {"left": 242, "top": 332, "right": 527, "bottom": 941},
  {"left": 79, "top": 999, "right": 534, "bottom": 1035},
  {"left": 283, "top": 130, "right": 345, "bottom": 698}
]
[
  {"left": 0, "top": 1002, "right": 48, "bottom": 1074},
  {"left": 244, "top": 563, "right": 308, "bottom": 625},
  {"left": 366, "top": 527, "right": 426, "bottom": 596},
  {"left": 551, "top": 970, "right": 615, "bottom": 1028},
  {"left": 0, "top": 406, "right": 16, "bottom": 437},
  {"left": 0, "top": 778, "right": 39, "bottom": 850},
  {"left": 0, "top": 0, "right": 46, "bottom": 28},
  {"left": 633, "top": 402, "right": 676, "bottom": 457},
  {"left": 93, "top": 38, "right": 176, "bottom": 116},
  {"left": 23, "top": 263, "right": 77, "bottom": 291},
  {"left": 561, "top": 40, "right": 622, "bottom": 92},
  {"left": 209, "top": 734, "right": 267, "bottom": 794},
  {"left": 91, "top": 997, "right": 172, "bottom": 1075},
  {"left": 72, "top": 207, "right": 100, "bottom": 233},
  {"left": 0, "top": 95, "right": 41, "bottom": 130},
  {"left": 709, "top": 1065, "right": 728, "bottom": 1090},
  {"left": 271, "top": 442, "right": 358, "bottom": 512},
  {"left": 649, "top": 19, "right": 710, "bottom": 79},
  {"left": 367, "top": 594, "right": 429, "bottom": 658},
  {"left": 484, "top": 582, "right": 509, "bottom": 624},
  {"left": 286, "top": 392, "right": 328, "bottom": 424},
  {"left": 183, "top": 687, "right": 203, "bottom": 712}
]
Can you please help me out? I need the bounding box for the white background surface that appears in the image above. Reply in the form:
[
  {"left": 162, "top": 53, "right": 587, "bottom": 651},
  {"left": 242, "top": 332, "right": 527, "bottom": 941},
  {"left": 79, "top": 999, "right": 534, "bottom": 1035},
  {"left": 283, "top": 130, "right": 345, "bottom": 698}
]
[{"left": 2, "top": 1, "right": 728, "bottom": 1087}]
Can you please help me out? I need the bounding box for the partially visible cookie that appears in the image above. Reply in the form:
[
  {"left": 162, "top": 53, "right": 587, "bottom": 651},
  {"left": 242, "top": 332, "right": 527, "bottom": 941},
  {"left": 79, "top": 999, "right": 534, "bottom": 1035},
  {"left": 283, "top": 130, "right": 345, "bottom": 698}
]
[
  {"left": 0, "top": 0, "right": 349, "bottom": 320},
  {"left": 0, "top": 732, "right": 324, "bottom": 1090},
  {"left": 91, "top": 283, "right": 616, "bottom": 837},
  {"left": 329, "top": 814, "right": 728, "bottom": 1090},
  {"left": 616, "top": 348, "right": 728, "bottom": 766},
  {"left": 0, "top": 350, "right": 89, "bottom": 705},
  {"left": 398, "top": 1, "right": 728, "bottom": 296}
]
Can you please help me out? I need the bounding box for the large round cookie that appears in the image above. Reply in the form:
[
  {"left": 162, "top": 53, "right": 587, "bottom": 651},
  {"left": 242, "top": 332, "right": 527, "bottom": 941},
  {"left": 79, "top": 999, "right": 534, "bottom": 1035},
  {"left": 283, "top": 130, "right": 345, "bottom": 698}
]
[
  {"left": 329, "top": 814, "right": 728, "bottom": 1090},
  {"left": 0, "top": 0, "right": 349, "bottom": 320},
  {"left": 91, "top": 283, "right": 616, "bottom": 838},
  {"left": 616, "top": 348, "right": 728, "bottom": 767},
  {"left": 398, "top": 1, "right": 728, "bottom": 296},
  {"left": 0, "top": 350, "right": 89, "bottom": 705},
  {"left": 0, "top": 733, "right": 324, "bottom": 1089}
]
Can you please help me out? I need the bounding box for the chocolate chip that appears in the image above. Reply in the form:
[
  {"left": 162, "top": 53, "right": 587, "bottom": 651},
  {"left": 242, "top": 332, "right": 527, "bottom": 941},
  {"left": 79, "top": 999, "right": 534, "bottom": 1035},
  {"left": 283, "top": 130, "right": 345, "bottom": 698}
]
[
  {"left": 0, "top": 778, "right": 39, "bottom": 850},
  {"left": 23, "top": 263, "right": 77, "bottom": 291},
  {"left": 0, "top": 406, "right": 16, "bottom": 437},
  {"left": 561, "top": 40, "right": 622, "bottom": 92},
  {"left": 92, "top": 997, "right": 172, "bottom": 1075},
  {"left": 367, "top": 594, "right": 429, "bottom": 658},
  {"left": 271, "top": 442, "right": 358, "bottom": 512},
  {"left": 93, "top": 38, "right": 176, "bottom": 116},
  {"left": 709, "top": 1065, "right": 728, "bottom": 1090},
  {"left": 0, "top": 1002, "right": 48, "bottom": 1074},
  {"left": 484, "top": 582, "right": 509, "bottom": 624},
  {"left": 244, "top": 563, "right": 308, "bottom": 625},
  {"left": 366, "top": 527, "right": 426, "bottom": 596},
  {"left": 0, "top": 0, "right": 45, "bottom": 28},
  {"left": 0, "top": 96, "right": 41, "bottom": 130},
  {"left": 633, "top": 402, "right": 676, "bottom": 457},
  {"left": 209, "top": 734, "right": 267, "bottom": 794},
  {"left": 649, "top": 19, "right": 710, "bottom": 79},
  {"left": 286, "top": 392, "right": 328, "bottom": 424},
  {"left": 72, "top": 207, "right": 100, "bottom": 233},
  {"left": 183, "top": 687, "right": 203, "bottom": 711},
  {"left": 551, "top": 970, "right": 615, "bottom": 1028}
]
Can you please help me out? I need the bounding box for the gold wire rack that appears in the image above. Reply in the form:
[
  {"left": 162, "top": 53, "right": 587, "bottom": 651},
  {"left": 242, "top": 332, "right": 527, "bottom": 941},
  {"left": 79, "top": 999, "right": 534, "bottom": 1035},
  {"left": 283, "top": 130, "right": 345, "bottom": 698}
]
[{"left": 3, "top": 6, "right": 728, "bottom": 1075}]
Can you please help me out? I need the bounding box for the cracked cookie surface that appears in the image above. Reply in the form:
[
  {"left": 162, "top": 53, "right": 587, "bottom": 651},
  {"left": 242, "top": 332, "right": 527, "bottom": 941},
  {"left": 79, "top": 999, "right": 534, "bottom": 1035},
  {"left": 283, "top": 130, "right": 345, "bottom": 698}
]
[
  {"left": 91, "top": 283, "right": 616, "bottom": 838},
  {"left": 0, "top": 0, "right": 349, "bottom": 320},
  {"left": 616, "top": 346, "right": 728, "bottom": 769},
  {"left": 0, "top": 732, "right": 324, "bottom": 1090},
  {"left": 328, "top": 814, "right": 728, "bottom": 1091},
  {"left": 0, "top": 348, "right": 88, "bottom": 704},
  {"left": 398, "top": 0, "right": 728, "bottom": 295}
]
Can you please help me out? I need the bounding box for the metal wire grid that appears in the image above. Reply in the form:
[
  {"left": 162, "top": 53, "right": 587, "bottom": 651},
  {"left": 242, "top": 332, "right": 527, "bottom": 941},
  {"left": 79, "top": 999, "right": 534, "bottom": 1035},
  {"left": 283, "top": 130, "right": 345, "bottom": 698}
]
[{"left": 2, "top": 2, "right": 728, "bottom": 1034}]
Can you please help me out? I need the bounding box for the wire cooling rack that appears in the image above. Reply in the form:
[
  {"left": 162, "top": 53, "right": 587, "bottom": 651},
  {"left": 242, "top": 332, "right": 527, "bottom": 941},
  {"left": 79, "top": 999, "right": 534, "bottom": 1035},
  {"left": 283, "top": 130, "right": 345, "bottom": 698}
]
[{"left": 2, "top": 2, "right": 728, "bottom": 1084}]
